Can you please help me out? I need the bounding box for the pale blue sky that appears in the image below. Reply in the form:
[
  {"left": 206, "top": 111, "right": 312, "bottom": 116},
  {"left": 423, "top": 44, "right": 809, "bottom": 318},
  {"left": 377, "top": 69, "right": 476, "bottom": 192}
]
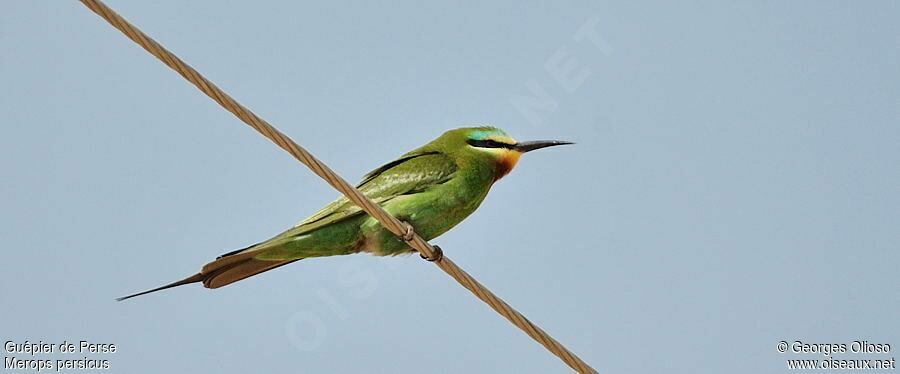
[{"left": 2, "top": 1, "right": 898, "bottom": 373}]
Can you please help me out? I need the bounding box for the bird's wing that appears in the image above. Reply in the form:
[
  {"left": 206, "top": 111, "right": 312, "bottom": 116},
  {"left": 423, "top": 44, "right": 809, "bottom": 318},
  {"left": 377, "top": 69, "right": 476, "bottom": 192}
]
[
  {"left": 209, "top": 151, "right": 456, "bottom": 262},
  {"left": 287, "top": 151, "right": 456, "bottom": 234},
  {"left": 119, "top": 152, "right": 458, "bottom": 298},
  {"left": 197, "top": 151, "right": 456, "bottom": 276}
]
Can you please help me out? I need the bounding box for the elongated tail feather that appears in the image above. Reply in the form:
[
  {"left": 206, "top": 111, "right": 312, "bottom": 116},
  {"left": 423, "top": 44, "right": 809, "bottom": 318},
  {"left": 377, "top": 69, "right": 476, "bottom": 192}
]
[
  {"left": 116, "top": 246, "right": 299, "bottom": 301},
  {"left": 202, "top": 258, "right": 300, "bottom": 289},
  {"left": 115, "top": 272, "right": 205, "bottom": 301}
]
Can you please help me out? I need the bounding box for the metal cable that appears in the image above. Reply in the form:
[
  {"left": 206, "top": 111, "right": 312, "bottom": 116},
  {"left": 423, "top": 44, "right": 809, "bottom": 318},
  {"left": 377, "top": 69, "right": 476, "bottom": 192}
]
[{"left": 76, "top": 1, "right": 597, "bottom": 372}]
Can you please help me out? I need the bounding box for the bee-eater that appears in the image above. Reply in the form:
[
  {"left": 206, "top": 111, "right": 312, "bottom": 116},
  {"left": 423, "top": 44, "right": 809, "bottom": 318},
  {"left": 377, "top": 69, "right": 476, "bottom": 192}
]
[{"left": 118, "top": 127, "right": 571, "bottom": 300}]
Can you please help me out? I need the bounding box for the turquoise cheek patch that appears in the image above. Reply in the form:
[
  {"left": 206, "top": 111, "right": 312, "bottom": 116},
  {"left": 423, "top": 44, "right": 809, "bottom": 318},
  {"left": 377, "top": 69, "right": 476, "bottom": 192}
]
[{"left": 469, "top": 128, "right": 508, "bottom": 141}]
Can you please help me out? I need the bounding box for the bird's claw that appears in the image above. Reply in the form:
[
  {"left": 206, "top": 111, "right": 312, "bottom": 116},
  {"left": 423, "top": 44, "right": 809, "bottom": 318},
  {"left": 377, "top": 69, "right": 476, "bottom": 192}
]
[
  {"left": 399, "top": 221, "right": 441, "bottom": 262},
  {"left": 401, "top": 221, "right": 416, "bottom": 241},
  {"left": 420, "top": 245, "right": 443, "bottom": 262}
]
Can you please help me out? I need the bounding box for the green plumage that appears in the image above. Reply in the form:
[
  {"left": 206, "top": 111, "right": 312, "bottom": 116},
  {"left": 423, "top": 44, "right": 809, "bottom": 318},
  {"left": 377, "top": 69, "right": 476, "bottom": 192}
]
[{"left": 117, "top": 127, "right": 570, "bottom": 300}]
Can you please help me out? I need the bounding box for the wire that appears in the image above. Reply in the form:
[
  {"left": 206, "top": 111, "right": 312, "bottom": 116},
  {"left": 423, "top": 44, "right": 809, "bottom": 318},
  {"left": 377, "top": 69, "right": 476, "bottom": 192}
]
[{"left": 76, "top": 1, "right": 597, "bottom": 372}]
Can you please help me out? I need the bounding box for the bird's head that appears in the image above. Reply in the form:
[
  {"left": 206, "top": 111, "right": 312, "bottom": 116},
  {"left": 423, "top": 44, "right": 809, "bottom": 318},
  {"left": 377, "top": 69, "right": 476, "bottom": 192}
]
[{"left": 437, "top": 127, "right": 573, "bottom": 180}]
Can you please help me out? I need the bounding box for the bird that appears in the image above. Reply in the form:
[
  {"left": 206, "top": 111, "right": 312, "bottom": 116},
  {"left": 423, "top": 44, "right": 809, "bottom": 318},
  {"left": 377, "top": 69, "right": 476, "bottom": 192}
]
[{"left": 117, "top": 126, "right": 572, "bottom": 300}]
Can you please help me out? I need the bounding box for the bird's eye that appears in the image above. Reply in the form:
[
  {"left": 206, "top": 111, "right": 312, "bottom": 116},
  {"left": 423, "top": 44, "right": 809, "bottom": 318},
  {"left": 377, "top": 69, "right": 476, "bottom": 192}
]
[{"left": 467, "top": 139, "right": 509, "bottom": 148}]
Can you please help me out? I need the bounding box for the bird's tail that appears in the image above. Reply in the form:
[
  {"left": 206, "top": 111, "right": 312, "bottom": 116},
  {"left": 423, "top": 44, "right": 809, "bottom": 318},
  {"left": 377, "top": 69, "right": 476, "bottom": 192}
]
[
  {"left": 115, "top": 272, "right": 206, "bottom": 301},
  {"left": 116, "top": 245, "right": 300, "bottom": 301}
]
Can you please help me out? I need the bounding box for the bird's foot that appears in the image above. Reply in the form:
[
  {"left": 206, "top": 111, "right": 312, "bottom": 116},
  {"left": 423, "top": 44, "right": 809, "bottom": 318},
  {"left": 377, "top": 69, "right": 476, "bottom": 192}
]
[
  {"left": 400, "top": 221, "right": 416, "bottom": 242},
  {"left": 420, "top": 245, "right": 443, "bottom": 262},
  {"left": 399, "top": 221, "right": 441, "bottom": 262}
]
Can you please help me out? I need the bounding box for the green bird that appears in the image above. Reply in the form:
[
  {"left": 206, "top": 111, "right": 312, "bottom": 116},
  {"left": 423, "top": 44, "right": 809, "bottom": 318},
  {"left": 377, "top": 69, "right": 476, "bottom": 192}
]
[{"left": 118, "top": 127, "right": 571, "bottom": 300}]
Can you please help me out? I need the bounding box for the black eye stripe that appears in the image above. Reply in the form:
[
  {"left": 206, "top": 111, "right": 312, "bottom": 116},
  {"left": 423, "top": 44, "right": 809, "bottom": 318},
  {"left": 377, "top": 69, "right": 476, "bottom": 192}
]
[{"left": 467, "top": 139, "right": 514, "bottom": 149}]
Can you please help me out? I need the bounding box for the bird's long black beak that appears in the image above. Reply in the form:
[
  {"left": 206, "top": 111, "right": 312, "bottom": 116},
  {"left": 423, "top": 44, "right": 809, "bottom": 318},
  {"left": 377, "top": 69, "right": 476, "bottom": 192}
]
[{"left": 514, "top": 140, "right": 574, "bottom": 153}]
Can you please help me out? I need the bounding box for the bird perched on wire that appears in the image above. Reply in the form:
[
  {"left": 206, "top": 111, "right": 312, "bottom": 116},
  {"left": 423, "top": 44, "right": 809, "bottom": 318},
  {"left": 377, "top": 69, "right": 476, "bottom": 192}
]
[{"left": 118, "top": 126, "right": 572, "bottom": 300}]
